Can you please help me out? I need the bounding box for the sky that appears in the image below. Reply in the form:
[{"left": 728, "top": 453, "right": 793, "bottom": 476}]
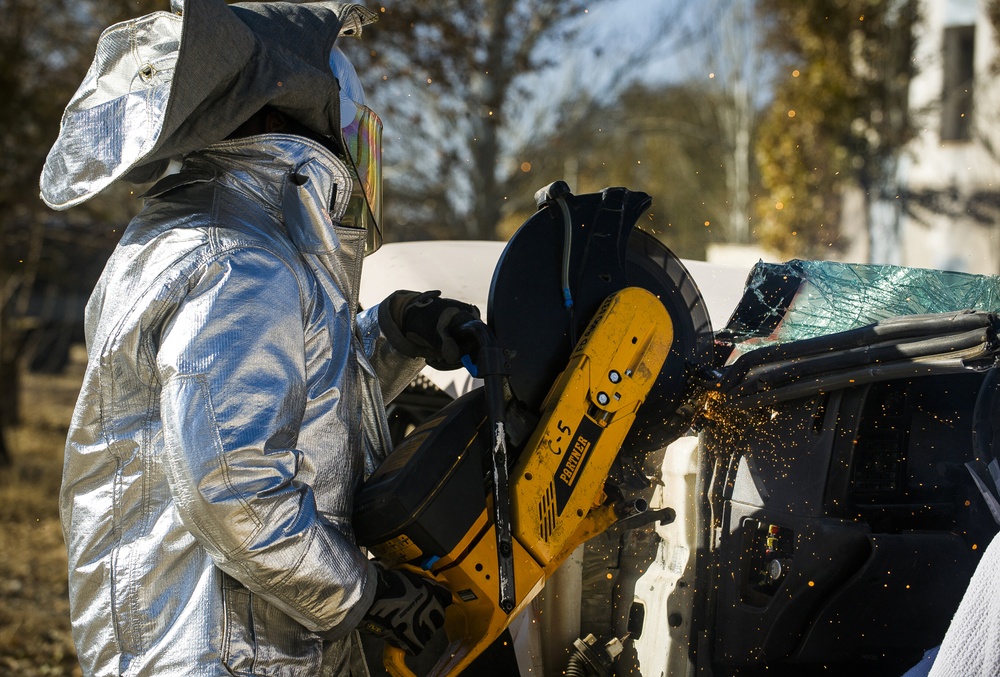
[{"left": 507, "top": 0, "right": 752, "bottom": 149}]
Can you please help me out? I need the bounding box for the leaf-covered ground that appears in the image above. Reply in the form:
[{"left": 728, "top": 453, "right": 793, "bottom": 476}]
[{"left": 0, "top": 357, "right": 83, "bottom": 676}]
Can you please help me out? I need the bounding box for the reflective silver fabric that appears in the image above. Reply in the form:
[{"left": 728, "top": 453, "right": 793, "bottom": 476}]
[
  {"left": 61, "top": 134, "right": 423, "bottom": 676},
  {"left": 40, "top": 0, "right": 379, "bottom": 210}
]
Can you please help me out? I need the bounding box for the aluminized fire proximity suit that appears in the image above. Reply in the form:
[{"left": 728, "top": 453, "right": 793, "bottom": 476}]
[{"left": 60, "top": 133, "right": 424, "bottom": 675}]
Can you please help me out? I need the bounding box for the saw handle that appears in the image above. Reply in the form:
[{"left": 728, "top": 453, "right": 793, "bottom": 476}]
[
  {"left": 383, "top": 644, "right": 414, "bottom": 677},
  {"left": 452, "top": 320, "right": 516, "bottom": 614},
  {"left": 382, "top": 595, "right": 474, "bottom": 677},
  {"left": 451, "top": 319, "right": 503, "bottom": 379}
]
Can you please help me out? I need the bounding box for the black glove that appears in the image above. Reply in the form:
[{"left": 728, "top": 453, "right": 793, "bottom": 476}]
[
  {"left": 359, "top": 564, "right": 452, "bottom": 655},
  {"left": 380, "top": 289, "right": 481, "bottom": 370}
]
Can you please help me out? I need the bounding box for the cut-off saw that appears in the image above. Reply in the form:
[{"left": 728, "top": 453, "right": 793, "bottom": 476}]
[{"left": 353, "top": 181, "right": 713, "bottom": 676}]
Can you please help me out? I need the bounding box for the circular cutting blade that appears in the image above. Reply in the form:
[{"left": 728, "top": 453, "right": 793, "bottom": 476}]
[
  {"left": 488, "top": 188, "right": 713, "bottom": 453},
  {"left": 624, "top": 228, "right": 713, "bottom": 451}
]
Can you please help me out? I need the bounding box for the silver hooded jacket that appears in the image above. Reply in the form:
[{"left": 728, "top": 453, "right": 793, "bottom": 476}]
[{"left": 60, "top": 134, "right": 423, "bottom": 676}]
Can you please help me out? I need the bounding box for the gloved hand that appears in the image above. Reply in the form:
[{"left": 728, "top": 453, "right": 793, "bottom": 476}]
[
  {"left": 359, "top": 564, "right": 452, "bottom": 655},
  {"left": 380, "top": 289, "right": 481, "bottom": 370}
]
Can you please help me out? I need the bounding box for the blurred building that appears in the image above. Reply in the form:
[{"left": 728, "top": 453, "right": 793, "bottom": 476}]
[{"left": 896, "top": 0, "right": 1000, "bottom": 273}]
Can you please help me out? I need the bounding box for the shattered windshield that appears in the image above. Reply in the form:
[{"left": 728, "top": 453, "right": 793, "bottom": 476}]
[{"left": 722, "top": 259, "right": 1000, "bottom": 352}]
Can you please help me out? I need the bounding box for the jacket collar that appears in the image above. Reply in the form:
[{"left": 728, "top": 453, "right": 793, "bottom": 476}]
[
  {"left": 149, "top": 134, "right": 353, "bottom": 246},
  {"left": 147, "top": 134, "right": 366, "bottom": 304}
]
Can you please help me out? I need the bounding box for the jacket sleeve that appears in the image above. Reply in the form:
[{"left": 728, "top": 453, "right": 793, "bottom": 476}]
[
  {"left": 356, "top": 304, "right": 426, "bottom": 403},
  {"left": 155, "top": 245, "right": 376, "bottom": 636}
]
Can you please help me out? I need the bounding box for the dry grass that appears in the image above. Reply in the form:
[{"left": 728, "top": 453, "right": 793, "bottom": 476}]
[{"left": 0, "top": 353, "right": 84, "bottom": 676}]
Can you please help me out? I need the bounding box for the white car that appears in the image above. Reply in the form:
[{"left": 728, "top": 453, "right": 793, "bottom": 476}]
[{"left": 358, "top": 221, "right": 999, "bottom": 677}]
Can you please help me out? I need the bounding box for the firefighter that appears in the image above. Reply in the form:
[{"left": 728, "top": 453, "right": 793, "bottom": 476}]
[{"left": 40, "top": 1, "right": 472, "bottom": 673}]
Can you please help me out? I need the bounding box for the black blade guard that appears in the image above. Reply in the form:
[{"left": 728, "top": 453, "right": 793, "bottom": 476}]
[{"left": 488, "top": 186, "right": 713, "bottom": 453}]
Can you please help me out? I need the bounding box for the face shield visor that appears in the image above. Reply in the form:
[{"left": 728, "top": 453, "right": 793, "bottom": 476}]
[{"left": 330, "top": 46, "right": 383, "bottom": 254}]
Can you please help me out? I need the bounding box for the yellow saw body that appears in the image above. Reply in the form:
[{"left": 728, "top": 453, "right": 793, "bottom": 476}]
[{"left": 357, "top": 287, "right": 673, "bottom": 676}]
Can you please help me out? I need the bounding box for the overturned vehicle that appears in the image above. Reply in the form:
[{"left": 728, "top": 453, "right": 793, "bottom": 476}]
[{"left": 355, "top": 183, "right": 1000, "bottom": 677}]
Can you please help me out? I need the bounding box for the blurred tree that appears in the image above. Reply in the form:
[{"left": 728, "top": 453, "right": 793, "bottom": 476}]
[
  {"left": 498, "top": 82, "right": 732, "bottom": 260},
  {"left": 704, "top": 0, "right": 768, "bottom": 245},
  {"left": 346, "top": 0, "right": 687, "bottom": 241},
  {"left": 977, "top": 0, "right": 1000, "bottom": 158},
  {"left": 988, "top": 1, "right": 1000, "bottom": 71},
  {"left": 0, "top": 0, "right": 158, "bottom": 461},
  {"left": 753, "top": 0, "right": 919, "bottom": 259}
]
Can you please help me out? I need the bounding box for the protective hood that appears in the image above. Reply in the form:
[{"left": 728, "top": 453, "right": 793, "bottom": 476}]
[{"left": 39, "top": 0, "right": 377, "bottom": 211}]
